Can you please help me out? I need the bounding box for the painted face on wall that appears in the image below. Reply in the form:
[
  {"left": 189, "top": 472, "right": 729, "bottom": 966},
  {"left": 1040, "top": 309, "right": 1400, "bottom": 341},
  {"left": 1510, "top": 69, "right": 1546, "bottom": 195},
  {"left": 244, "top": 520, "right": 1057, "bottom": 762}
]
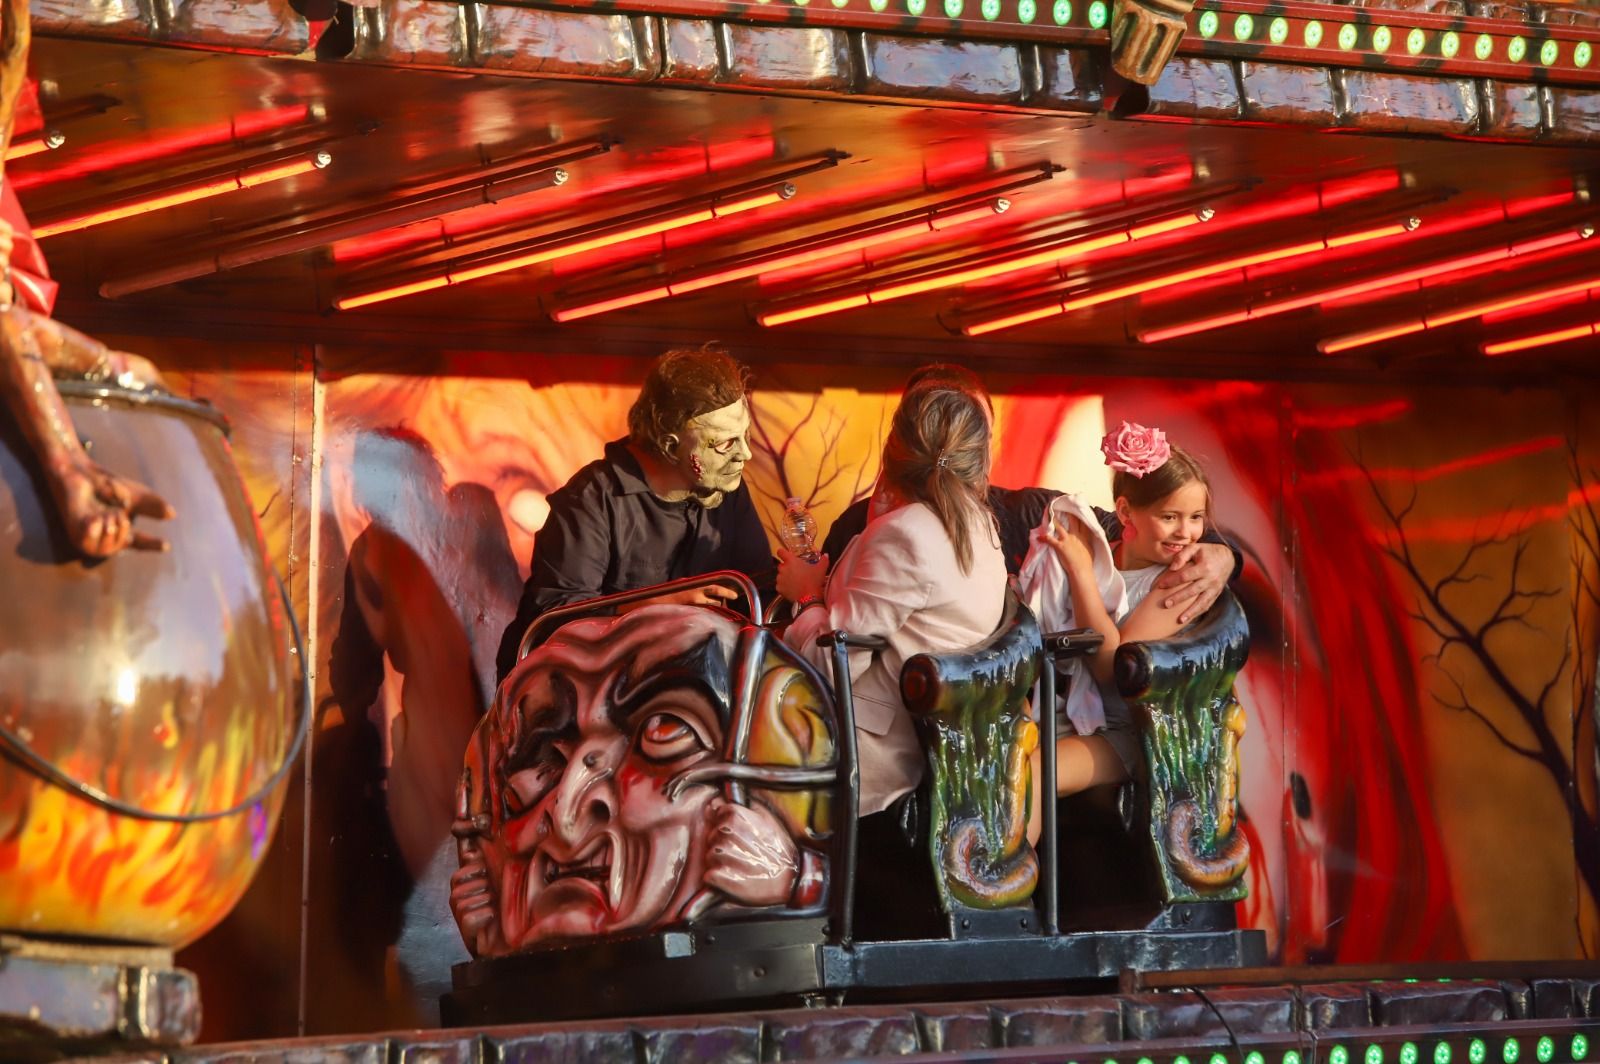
[{"left": 672, "top": 399, "right": 752, "bottom": 497}]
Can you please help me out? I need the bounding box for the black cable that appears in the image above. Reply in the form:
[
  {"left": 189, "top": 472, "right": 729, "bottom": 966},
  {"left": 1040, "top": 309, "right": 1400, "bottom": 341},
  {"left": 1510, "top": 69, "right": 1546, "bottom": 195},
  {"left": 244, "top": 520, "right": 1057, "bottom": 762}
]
[
  {"left": 0, "top": 565, "right": 311, "bottom": 823},
  {"left": 1195, "top": 985, "right": 1251, "bottom": 1064}
]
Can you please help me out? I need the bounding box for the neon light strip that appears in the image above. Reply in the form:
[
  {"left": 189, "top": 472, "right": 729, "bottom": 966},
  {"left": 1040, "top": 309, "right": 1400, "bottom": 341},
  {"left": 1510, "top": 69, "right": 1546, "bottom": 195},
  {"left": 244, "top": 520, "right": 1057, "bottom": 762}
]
[
  {"left": 33, "top": 152, "right": 331, "bottom": 238},
  {"left": 1318, "top": 274, "right": 1600, "bottom": 354},
  {"left": 962, "top": 221, "right": 1411, "bottom": 337},
  {"left": 758, "top": 208, "right": 1212, "bottom": 327},
  {"left": 1140, "top": 224, "right": 1594, "bottom": 343},
  {"left": 1482, "top": 318, "right": 1600, "bottom": 356},
  {"left": 335, "top": 179, "right": 805, "bottom": 310},
  {"left": 6, "top": 130, "right": 63, "bottom": 161},
  {"left": 552, "top": 168, "right": 1057, "bottom": 322}
]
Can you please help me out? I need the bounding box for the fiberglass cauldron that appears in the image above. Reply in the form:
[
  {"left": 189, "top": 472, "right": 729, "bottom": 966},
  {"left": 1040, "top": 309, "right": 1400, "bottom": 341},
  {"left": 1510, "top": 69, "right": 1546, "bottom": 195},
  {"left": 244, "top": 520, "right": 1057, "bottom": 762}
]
[{"left": 0, "top": 381, "right": 302, "bottom": 948}]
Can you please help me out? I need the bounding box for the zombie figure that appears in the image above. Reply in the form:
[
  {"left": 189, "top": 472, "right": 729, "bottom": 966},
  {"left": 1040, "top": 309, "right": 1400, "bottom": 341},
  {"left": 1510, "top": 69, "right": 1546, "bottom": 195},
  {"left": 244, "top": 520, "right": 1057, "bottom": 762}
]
[
  {"left": 495, "top": 346, "right": 772, "bottom": 681},
  {"left": 455, "top": 606, "right": 833, "bottom": 956}
]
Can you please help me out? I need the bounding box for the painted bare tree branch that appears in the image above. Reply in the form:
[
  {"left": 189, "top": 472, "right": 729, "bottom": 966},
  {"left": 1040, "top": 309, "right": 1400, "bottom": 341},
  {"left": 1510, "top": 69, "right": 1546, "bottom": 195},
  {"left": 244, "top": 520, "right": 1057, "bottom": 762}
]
[
  {"left": 1566, "top": 437, "right": 1600, "bottom": 952},
  {"left": 1360, "top": 452, "right": 1600, "bottom": 906},
  {"left": 746, "top": 395, "right": 880, "bottom": 515}
]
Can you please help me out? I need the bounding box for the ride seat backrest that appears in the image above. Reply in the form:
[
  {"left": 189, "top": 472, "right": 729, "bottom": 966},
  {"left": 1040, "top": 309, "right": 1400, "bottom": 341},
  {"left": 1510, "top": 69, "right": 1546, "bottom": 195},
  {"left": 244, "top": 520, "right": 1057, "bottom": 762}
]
[
  {"left": 1114, "top": 588, "right": 1252, "bottom": 904},
  {"left": 899, "top": 593, "right": 1042, "bottom": 921}
]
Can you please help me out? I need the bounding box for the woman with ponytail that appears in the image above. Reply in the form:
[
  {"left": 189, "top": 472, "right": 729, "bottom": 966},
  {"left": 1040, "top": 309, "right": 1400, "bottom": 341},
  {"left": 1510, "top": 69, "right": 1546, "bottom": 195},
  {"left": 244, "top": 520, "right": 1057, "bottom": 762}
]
[{"left": 777, "top": 381, "right": 1007, "bottom": 817}]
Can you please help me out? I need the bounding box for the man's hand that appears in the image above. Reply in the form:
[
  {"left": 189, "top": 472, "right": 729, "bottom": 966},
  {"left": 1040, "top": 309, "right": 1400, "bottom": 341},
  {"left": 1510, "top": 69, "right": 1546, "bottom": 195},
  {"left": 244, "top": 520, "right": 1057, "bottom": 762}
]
[
  {"left": 617, "top": 583, "right": 740, "bottom": 613},
  {"left": 1154, "top": 542, "right": 1232, "bottom": 624},
  {"left": 775, "top": 547, "right": 829, "bottom": 603},
  {"left": 703, "top": 797, "right": 800, "bottom": 908}
]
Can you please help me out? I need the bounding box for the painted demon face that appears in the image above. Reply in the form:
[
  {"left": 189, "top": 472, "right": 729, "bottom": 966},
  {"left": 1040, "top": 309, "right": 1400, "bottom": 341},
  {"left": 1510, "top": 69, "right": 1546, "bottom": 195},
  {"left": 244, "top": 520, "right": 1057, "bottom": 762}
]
[
  {"left": 482, "top": 609, "right": 737, "bottom": 947},
  {"left": 453, "top": 604, "right": 838, "bottom": 957}
]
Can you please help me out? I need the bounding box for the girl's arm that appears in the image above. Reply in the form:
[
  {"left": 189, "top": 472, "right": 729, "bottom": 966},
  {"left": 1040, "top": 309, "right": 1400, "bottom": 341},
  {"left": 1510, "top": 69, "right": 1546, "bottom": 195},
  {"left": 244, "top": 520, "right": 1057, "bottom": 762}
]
[
  {"left": 1118, "top": 583, "right": 1189, "bottom": 644},
  {"left": 1041, "top": 512, "right": 1120, "bottom": 684}
]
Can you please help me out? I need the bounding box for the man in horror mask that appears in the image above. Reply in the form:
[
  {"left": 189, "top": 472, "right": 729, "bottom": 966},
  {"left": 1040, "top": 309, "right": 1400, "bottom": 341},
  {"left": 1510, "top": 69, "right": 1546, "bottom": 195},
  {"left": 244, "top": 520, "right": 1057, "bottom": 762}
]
[{"left": 496, "top": 346, "right": 773, "bottom": 682}]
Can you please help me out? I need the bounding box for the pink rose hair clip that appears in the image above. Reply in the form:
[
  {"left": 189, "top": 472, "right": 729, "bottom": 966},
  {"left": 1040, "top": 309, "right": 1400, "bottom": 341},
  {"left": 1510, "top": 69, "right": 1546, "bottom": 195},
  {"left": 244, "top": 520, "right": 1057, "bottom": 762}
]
[{"left": 1101, "top": 421, "right": 1171, "bottom": 478}]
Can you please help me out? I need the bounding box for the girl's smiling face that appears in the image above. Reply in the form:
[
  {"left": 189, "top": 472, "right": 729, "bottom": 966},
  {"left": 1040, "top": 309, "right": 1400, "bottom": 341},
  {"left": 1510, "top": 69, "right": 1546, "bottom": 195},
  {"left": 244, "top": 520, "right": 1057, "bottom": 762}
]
[{"left": 1117, "top": 479, "right": 1209, "bottom": 568}]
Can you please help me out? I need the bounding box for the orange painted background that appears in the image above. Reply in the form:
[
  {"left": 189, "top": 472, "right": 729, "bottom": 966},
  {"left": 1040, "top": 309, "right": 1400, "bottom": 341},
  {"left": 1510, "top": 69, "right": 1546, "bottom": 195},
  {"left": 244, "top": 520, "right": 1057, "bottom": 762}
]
[{"left": 97, "top": 341, "right": 1594, "bottom": 1039}]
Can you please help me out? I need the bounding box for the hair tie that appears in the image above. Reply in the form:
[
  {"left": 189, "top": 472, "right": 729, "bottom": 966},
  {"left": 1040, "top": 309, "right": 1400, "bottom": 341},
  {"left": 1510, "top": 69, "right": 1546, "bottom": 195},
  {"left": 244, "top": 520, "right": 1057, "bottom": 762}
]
[
  {"left": 936, "top": 453, "right": 952, "bottom": 470},
  {"left": 1101, "top": 421, "right": 1171, "bottom": 478}
]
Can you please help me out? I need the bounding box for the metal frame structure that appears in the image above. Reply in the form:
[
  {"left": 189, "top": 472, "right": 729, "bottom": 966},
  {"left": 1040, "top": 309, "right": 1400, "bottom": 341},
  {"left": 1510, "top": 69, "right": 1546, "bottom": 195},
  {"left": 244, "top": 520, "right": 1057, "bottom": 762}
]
[{"left": 491, "top": 0, "right": 1600, "bottom": 87}]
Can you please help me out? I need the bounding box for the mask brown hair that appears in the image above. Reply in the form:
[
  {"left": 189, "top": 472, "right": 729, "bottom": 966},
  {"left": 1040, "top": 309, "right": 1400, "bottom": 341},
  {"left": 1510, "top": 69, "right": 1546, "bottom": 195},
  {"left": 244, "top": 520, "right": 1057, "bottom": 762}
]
[
  {"left": 628, "top": 345, "right": 751, "bottom": 459},
  {"left": 1112, "top": 444, "right": 1211, "bottom": 517},
  {"left": 881, "top": 383, "right": 995, "bottom": 574}
]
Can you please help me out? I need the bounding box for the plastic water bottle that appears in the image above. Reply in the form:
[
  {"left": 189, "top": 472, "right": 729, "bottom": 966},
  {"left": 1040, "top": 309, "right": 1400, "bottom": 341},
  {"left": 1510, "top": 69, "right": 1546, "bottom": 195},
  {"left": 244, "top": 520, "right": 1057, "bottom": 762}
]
[{"left": 779, "top": 497, "right": 821, "bottom": 563}]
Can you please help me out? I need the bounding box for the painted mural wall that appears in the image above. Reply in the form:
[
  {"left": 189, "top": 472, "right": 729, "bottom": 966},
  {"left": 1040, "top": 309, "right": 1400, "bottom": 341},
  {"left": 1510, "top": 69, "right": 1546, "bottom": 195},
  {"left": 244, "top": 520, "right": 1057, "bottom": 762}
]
[{"left": 129, "top": 341, "right": 1596, "bottom": 1038}]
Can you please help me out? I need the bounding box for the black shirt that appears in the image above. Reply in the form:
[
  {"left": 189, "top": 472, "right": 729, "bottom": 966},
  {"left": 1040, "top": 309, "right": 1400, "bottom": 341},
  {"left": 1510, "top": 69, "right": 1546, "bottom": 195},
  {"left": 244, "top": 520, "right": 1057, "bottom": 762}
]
[
  {"left": 820, "top": 486, "right": 1242, "bottom": 579},
  {"left": 495, "top": 440, "right": 773, "bottom": 681}
]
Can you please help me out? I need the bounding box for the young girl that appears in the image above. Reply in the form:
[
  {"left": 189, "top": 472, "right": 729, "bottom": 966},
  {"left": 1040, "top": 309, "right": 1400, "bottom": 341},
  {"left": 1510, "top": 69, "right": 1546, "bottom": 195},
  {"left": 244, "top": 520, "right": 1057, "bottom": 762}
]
[{"left": 1024, "top": 420, "right": 1213, "bottom": 796}]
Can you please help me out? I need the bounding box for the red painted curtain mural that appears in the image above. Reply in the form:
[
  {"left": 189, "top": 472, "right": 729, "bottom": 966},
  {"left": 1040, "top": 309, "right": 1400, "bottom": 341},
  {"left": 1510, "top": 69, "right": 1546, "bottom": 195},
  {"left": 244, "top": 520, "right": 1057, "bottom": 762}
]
[{"left": 150, "top": 348, "right": 1596, "bottom": 1036}]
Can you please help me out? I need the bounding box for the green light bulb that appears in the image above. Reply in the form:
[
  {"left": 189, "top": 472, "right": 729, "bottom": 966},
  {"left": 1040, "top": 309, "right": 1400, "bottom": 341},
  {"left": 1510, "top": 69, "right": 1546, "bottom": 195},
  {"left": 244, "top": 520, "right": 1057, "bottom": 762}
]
[
  {"left": 1536, "top": 1037, "right": 1553, "bottom": 1063},
  {"left": 1573, "top": 1035, "right": 1590, "bottom": 1062},
  {"left": 1469, "top": 1040, "right": 1487, "bottom": 1064},
  {"left": 1332, "top": 1047, "right": 1350, "bottom": 1064},
  {"left": 1435, "top": 1042, "right": 1452, "bottom": 1064},
  {"left": 1503, "top": 1038, "right": 1520, "bottom": 1064},
  {"left": 1402, "top": 1043, "right": 1420, "bottom": 1064},
  {"left": 1368, "top": 1046, "right": 1386, "bottom": 1064},
  {"left": 1247, "top": 1052, "right": 1265, "bottom": 1064},
  {"left": 1211, "top": 1054, "right": 1230, "bottom": 1064}
]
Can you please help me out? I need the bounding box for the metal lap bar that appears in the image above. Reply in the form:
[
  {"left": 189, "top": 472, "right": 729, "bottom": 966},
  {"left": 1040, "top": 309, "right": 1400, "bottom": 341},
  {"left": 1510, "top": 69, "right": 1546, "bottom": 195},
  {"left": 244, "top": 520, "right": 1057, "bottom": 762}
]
[
  {"left": 1038, "top": 627, "right": 1105, "bottom": 938},
  {"left": 516, "top": 569, "right": 764, "bottom": 660},
  {"left": 815, "top": 629, "right": 886, "bottom": 948}
]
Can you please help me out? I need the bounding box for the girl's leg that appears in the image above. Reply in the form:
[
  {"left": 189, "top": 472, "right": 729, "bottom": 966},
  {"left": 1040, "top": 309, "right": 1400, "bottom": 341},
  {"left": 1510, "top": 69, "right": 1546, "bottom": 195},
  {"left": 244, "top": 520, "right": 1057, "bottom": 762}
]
[
  {"left": 1055, "top": 734, "right": 1128, "bottom": 795},
  {"left": 1026, "top": 734, "right": 1130, "bottom": 845}
]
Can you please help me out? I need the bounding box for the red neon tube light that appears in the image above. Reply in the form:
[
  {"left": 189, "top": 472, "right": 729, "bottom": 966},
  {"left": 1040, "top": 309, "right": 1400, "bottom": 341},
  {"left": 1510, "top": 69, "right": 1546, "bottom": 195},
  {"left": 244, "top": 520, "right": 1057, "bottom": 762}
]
[
  {"left": 1140, "top": 224, "right": 1594, "bottom": 344},
  {"left": 962, "top": 220, "right": 1414, "bottom": 338},
  {"left": 6, "top": 130, "right": 63, "bottom": 161},
  {"left": 13, "top": 103, "right": 317, "bottom": 192},
  {"left": 1482, "top": 321, "right": 1600, "bottom": 356},
  {"left": 1318, "top": 274, "right": 1600, "bottom": 354},
  {"left": 759, "top": 208, "right": 1214, "bottom": 328},
  {"left": 336, "top": 181, "right": 799, "bottom": 311},
  {"left": 552, "top": 196, "right": 1013, "bottom": 323},
  {"left": 34, "top": 151, "right": 331, "bottom": 239}
]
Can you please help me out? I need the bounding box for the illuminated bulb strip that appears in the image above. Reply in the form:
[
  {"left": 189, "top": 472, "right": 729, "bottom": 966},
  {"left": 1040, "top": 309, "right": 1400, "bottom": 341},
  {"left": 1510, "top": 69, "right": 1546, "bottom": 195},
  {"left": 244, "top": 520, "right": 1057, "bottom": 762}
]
[
  {"left": 34, "top": 152, "right": 331, "bottom": 238},
  {"left": 759, "top": 208, "right": 1212, "bottom": 328},
  {"left": 552, "top": 196, "right": 1012, "bottom": 322},
  {"left": 1141, "top": 224, "right": 1592, "bottom": 344},
  {"left": 447, "top": 210, "right": 716, "bottom": 285},
  {"left": 1482, "top": 321, "right": 1600, "bottom": 356},
  {"left": 338, "top": 182, "right": 801, "bottom": 311},
  {"left": 6, "top": 130, "right": 64, "bottom": 161},
  {"left": 712, "top": 182, "right": 796, "bottom": 217},
  {"left": 1318, "top": 274, "right": 1600, "bottom": 354},
  {"left": 963, "top": 220, "right": 1411, "bottom": 338}
]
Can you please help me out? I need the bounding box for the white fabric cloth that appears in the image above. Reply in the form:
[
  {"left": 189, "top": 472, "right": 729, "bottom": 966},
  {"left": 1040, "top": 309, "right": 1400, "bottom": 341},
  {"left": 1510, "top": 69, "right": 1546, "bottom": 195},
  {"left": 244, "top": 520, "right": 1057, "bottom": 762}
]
[
  {"left": 784, "top": 501, "right": 1007, "bottom": 815},
  {"left": 1015, "top": 493, "right": 1129, "bottom": 734}
]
